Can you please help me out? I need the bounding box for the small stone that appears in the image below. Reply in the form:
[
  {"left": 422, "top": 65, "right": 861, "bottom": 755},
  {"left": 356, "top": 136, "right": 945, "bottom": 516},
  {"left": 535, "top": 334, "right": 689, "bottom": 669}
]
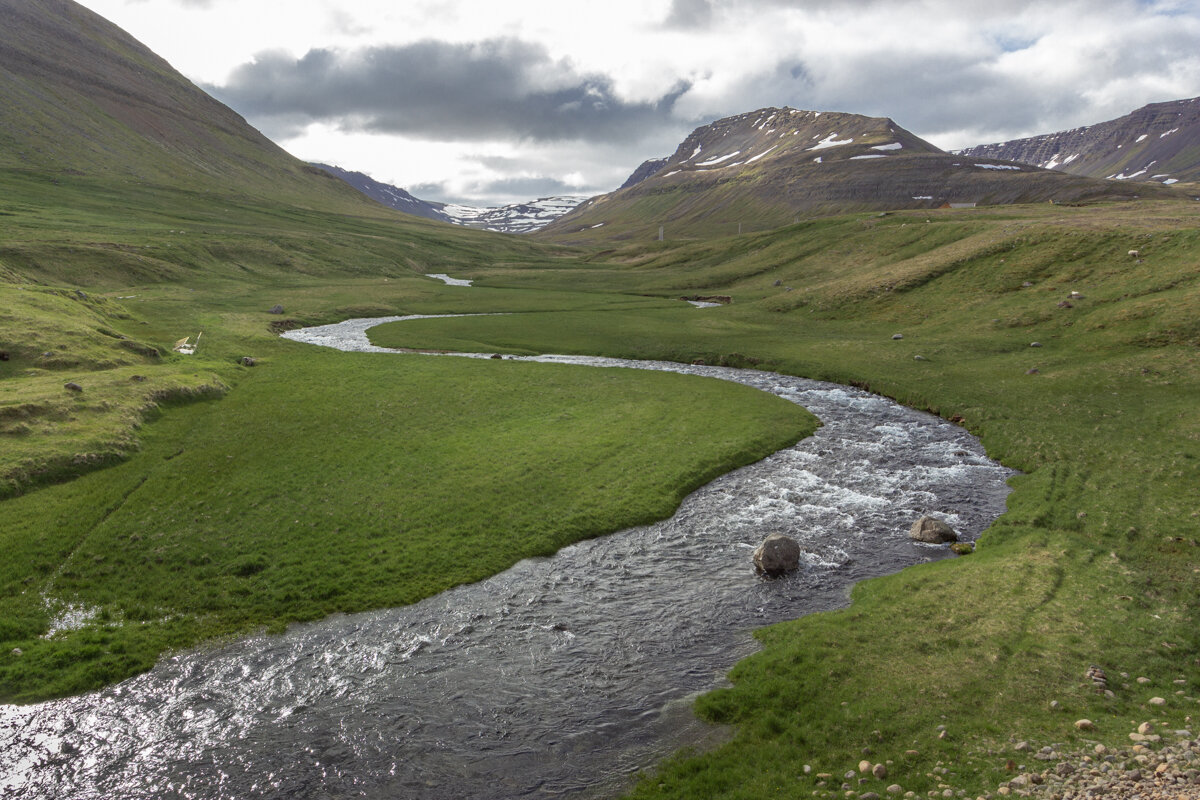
[
  {"left": 905, "top": 751, "right": 919, "bottom": 758},
  {"left": 1021, "top": 281, "right": 1033, "bottom": 288},
  {"left": 64, "top": 382, "right": 83, "bottom": 393},
  {"left": 1025, "top": 368, "right": 1039, "bottom": 375},
  {"left": 268, "top": 304, "right": 285, "bottom": 314},
  {"left": 873, "top": 764, "right": 888, "bottom": 780},
  {"left": 1137, "top": 676, "right": 1151, "bottom": 684},
  {"left": 1094, "top": 744, "right": 1107, "bottom": 754},
  {"left": 892, "top": 334, "right": 904, "bottom": 340},
  {"left": 887, "top": 786, "right": 902, "bottom": 795},
  {"left": 846, "top": 770, "right": 858, "bottom": 780},
  {"left": 1075, "top": 719, "right": 1095, "bottom": 731},
  {"left": 860, "top": 760, "right": 873, "bottom": 774},
  {"left": 1138, "top": 722, "right": 1154, "bottom": 734},
  {"left": 239, "top": 356, "right": 257, "bottom": 367},
  {"left": 1030, "top": 342, "right": 1043, "bottom": 348},
  {"left": 1049, "top": 700, "right": 1060, "bottom": 710},
  {"left": 1014, "top": 742, "right": 1031, "bottom": 752},
  {"left": 804, "top": 765, "right": 812, "bottom": 774},
  {"left": 949, "top": 542, "right": 974, "bottom": 555},
  {"left": 913, "top": 355, "right": 927, "bottom": 361},
  {"left": 1149, "top": 697, "right": 1167, "bottom": 706},
  {"left": 9, "top": 648, "right": 21, "bottom": 656}
]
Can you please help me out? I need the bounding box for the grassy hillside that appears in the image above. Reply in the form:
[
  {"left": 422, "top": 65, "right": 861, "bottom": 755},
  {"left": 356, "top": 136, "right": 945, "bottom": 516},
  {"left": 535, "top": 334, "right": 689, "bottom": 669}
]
[{"left": 371, "top": 197, "right": 1200, "bottom": 799}]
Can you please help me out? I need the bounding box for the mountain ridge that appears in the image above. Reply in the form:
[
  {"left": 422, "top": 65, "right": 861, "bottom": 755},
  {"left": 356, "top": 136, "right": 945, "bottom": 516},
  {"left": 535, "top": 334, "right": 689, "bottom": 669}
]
[
  {"left": 539, "top": 106, "right": 1164, "bottom": 242},
  {"left": 956, "top": 96, "right": 1200, "bottom": 187}
]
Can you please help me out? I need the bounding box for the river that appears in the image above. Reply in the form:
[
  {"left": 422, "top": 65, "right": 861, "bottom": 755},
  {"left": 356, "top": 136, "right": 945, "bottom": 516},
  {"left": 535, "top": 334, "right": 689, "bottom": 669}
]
[{"left": 0, "top": 317, "right": 1014, "bottom": 799}]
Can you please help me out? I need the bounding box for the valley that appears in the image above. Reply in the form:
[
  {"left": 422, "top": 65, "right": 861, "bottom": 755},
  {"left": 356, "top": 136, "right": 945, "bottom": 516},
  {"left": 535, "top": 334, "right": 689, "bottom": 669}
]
[{"left": 1, "top": 2, "right": 1198, "bottom": 798}]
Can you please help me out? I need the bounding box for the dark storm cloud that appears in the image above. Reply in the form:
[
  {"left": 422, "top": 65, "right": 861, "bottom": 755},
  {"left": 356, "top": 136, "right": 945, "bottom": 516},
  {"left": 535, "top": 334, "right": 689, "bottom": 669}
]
[{"left": 208, "top": 38, "right": 690, "bottom": 143}]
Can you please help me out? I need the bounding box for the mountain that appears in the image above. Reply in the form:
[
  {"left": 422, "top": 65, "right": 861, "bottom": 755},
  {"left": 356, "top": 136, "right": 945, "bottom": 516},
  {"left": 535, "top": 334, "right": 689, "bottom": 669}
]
[
  {"left": 539, "top": 107, "right": 1168, "bottom": 242},
  {"left": 956, "top": 96, "right": 1200, "bottom": 186},
  {"left": 310, "top": 163, "right": 452, "bottom": 222},
  {"left": 439, "top": 196, "right": 589, "bottom": 234},
  {"left": 311, "top": 163, "right": 586, "bottom": 234},
  {"left": 0, "top": 0, "right": 377, "bottom": 210},
  {"left": 0, "top": 0, "right": 557, "bottom": 291}
]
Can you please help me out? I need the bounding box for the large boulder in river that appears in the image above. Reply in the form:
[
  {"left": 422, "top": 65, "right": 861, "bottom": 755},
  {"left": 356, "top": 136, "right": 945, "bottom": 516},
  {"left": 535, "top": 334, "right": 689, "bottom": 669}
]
[
  {"left": 909, "top": 516, "right": 958, "bottom": 543},
  {"left": 753, "top": 533, "right": 802, "bottom": 576}
]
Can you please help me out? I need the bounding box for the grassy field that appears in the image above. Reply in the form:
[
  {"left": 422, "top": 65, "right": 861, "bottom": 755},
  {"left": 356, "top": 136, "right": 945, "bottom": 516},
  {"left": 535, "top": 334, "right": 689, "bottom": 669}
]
[
  {"left": 2, "top": 176, "right": 1198, "bottom": 798},
  {"left": 372, "top": 198, "right": 1200, "bottom": 798},
  {"left": 0, "top": 180, "right": 817, "bottom": 700}
]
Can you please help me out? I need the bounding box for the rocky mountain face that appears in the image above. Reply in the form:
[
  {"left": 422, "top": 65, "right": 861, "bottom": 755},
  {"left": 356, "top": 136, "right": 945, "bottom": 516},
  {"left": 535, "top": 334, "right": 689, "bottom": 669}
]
[
  {"left": 540, "top": 107, "right": 1163, "bottom": 242},
  {"left": 312, "top": 163, "right": 585, "bottom": 233},
  {"left": 956, "top": 96, "right": 1200, "bottom": 186}
]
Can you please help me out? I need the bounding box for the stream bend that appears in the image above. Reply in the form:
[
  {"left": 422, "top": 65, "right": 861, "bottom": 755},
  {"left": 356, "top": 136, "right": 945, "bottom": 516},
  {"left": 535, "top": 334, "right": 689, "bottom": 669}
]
[{"left": 0, "top": 316, "right": 1014, "bottom": 800}]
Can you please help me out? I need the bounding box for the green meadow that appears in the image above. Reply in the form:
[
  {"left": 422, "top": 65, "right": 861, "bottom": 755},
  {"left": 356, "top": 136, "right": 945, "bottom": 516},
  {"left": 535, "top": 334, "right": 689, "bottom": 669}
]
[{"left": 2, "top": 175, "right": 1198, "bottom": 798}]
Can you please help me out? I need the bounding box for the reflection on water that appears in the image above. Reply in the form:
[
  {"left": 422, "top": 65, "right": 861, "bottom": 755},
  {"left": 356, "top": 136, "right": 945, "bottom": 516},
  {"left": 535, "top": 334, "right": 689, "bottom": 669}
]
[{"left": 0, "top": 319, "right": 1014, "bottom": 799}]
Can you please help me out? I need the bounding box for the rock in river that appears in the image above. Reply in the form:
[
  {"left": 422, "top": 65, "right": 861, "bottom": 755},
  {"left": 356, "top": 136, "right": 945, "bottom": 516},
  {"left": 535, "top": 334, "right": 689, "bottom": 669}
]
[
  {"left": 753, "top": 533, "right": 802, "bottom": 576},
  {"left": 909, "top": 516, "right": 958, "bottom": 543}
]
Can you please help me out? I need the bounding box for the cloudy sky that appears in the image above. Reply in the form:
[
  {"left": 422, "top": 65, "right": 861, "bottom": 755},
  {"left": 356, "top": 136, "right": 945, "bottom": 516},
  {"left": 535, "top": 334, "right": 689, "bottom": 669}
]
[{"left": 76, "top": 0, "right": 1200, "bottom": 207}]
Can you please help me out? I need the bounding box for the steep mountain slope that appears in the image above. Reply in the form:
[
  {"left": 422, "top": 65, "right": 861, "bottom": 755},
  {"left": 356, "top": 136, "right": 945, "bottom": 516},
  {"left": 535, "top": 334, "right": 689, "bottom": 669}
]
[
  {"left": 957, "top": 96, "right": 1200, "bottom": 186},
  {"left": 539, "top": 107, "right": 1167, "bottom": 243},
  {"left": 0, "top": 0, "right": 380, "bottom": 210},
  {"left": 0, "top": 0, "right": 559, "bottom": 292}
]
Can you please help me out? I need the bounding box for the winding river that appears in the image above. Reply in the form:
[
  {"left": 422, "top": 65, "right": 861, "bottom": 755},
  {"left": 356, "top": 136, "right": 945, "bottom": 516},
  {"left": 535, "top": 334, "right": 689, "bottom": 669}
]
[{"left": 0, "top": 317, "right": 1014, "bottom": 800}]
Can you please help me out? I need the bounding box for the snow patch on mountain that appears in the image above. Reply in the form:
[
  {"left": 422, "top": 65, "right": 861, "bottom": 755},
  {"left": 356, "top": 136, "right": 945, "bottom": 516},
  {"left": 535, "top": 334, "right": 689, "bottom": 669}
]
[
  {"left": 808, "top": 133, "right": 854, "bottom": 151},
  {"left": 697, "top": 151, "right": 742, "bottom": 166}
]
